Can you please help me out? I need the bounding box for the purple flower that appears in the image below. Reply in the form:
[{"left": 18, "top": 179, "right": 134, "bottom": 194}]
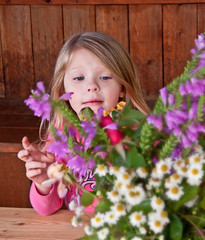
[
  {"left": 182, "top": 134, "right": 192, "bottom": 148},
  {"left": 168, "top": 94, "right": 175, "bottom": 106},
  {"left": 25, "top": 81, "right": 51, "bottom": 121},
  {"left": 171, "top": 143, "right": 183, "bottom": 158},
  {"left": 60, "top": 92, "right": 74, "bottom": 100},
  {"left": 160, "top": 87, "right": 168, "bottom": 105},
  {"left": 179, "top": 83, "right": 188, "bottom": 96},
  {"left": 189, "top": 102, "right": 198, "bottom": 119},
  {"left": 81, "top": 120, "right": 97, "bottom": 150},
  {"left": 165, "top": 110, "right": 188, "bottom": 130},
  {"left": 186, "top": 129, "right": 198, "bottom": 142},
  {"left": 67, "top": 155, "right": 95, "bottom": 178},
  {"left": 147, "top": 114, "right": 163, "bottom": 130},
  {"left": 191, "top": 33, "right": 205, "bottom": 56}
]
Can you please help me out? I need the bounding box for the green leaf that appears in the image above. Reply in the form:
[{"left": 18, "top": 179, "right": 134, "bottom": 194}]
[
  {"left": 173, "top": 184, "right": 200, "bottom": 211},
  {"left": 131, "top": 199, "right": 152, "bottom": 214},
  {"left": 127, "top": 147, "right": 146, "bottom": 169},
  {"left": 169, "top": 213, "right": 183, "bottom": 240},
  {"left": 119, "top": 109, "right": 145, "bottom": 127},
  {"left": 95, "top": 200, "right": 111, "bottom": 213},
  {"left": 81, "top": 192, "right": 95, "bottom": 207}
]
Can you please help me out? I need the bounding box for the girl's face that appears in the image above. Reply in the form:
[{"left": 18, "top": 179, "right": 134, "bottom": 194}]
[{"left": 64, "top": 48, "right": 124, "bottom": 116}]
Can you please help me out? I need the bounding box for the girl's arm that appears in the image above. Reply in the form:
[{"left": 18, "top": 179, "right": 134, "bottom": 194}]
[{"left": 30, "top": 181, "right": 63, "bottom": 216}]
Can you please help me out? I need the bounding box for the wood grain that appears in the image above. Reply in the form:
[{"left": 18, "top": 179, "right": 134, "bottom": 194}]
[
  {"left": 0, "top": 0, "right": 205, "bottom": 4},
  {"left": 0, "top": 10, "right": 4, "bottom": 98},
  {"left": 0, "top": 207, "right": 85, "bottom": 239},
  {"left": 129, "top": 4, "right": 163, "bottom": 101},
  {"left": 31, "top": 5, "right": 64, "bottom": 89},
  {"left": 163, "top": 4, "right": 197, "bottom": 85},
  {"left": 63, "top": 5, "right": 95, "bottom": 41},
  {"left": 96, "top": 5, "right": 128, "bottom": 50},
  {"left": 0, "top": 5, "right": 34, "bottom": 98},
  {"left": 198, "top": 4, "right": 205, "bottom": 34}
]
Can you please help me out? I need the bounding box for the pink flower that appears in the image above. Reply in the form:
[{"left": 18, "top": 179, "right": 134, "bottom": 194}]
[{"left": 100, "top": 115, "right": 123, "bottom": 145}]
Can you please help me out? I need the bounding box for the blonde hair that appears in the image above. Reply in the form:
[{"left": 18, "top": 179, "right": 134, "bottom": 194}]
[{"left": 40, "top": 31, "right": 150, "bottom": 141}]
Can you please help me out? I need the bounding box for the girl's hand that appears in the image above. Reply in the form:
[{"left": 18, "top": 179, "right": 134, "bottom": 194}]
[{"left": 18, "top": 136, "right": 55, "bottom": 195}]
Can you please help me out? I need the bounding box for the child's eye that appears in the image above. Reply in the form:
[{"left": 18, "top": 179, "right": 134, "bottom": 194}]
[
  {"left": 73, "top": 77, "right": 84, "bottom": 81},
  {"left": 100, "top": 76, "right": 112, "bottom": 80}
]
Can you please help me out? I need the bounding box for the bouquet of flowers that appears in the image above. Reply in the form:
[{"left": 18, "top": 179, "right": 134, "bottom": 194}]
[{"left": 25, "top": 33, "right": 205, "bottom": 240}]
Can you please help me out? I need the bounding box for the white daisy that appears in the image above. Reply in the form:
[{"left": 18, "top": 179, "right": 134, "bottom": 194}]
[
  {"left": 187, "top": 164, "right": 204, "bottom": 186},
  {"left": 109, "top": 165, "right": 120, "bottom": 176},
  {"left": 184, "top": 196, "right": 199, "bottom": 208},
  {"left": 105, "top": 211, "right": 119, "bottom": 224},
  {"left": 136, "top": 167, "right": 148, "bottom": 178},
  {"left": 75, "top": 206, "right": 84, "bottom": 217},
  {"left": 129, "top": 211, "right": 146, "bottom": 227},
  {"left": 117, "top": 167, "right": 134, "bottom": 184},
  {"left": 107, "top": 189, "right": 121, "bottom": 203},
  {"left": 71, "top": 216, "right": 82, "bottom": 227},
  {"left": 173, "top": 158, "right": 184, "bottom": 172},
  {"left": 95, "top": 164, "right": 108, "bottom": 177},
  {"left": 166, "top": 185, "right": 184, "bottom": 200},
  {"left": 148, "top": 177, "right": 162, "bottom": 187},
  {"left": 125, "top": 186, "right": 146, "bottom": 205},
  {"left": 165, "top": 174, "right": 182, "bottom": 188},
  {"left": 111, "top": 203, "right": 126, "bottom": 217},
  {"left": 155, "top": 158, "right": 172, "bottom": 178},
  {"left": 97, "top": 227, "right": 109, "bottom": 240},
  {"left": 158, "top": 210, "right": 170, "bottom": 225},
  {"left": 148, "top": 212, "right": 165, "bottom": 234},
  {"left": 177, "top": 165, "right": 188, "bottom": 177},
  {"left": 139, "top": 226, "right": 147, "bottom": 234},
  {"left": 91, "top": 213, "right": 105, "bottom": 228},
  {"left": 151, "top": 196, "right": 165, "bottom": 211},
  {"left": 189, "top": 154, "right": 205, "bottom": 165},
  {"left": 69, "top": 200, "right": 77, "bottom": 211},
  {"left": 84, "top": 225, "right": 93, "bottom": 236}
]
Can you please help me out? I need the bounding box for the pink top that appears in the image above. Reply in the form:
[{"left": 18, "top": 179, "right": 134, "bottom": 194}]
[{"left": 30, "top": 169, "right": 97, "bottom": 216}]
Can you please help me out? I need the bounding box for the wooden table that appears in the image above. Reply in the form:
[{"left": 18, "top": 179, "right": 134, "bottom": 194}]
[{"left": 0, "top": 207, "right": 85, "bottom": 240}]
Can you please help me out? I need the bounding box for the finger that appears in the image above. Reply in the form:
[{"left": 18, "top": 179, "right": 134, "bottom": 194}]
[
  {"left": 22, "top": 136, "right": 37, "bottom": 153},
  {"left": 25, "top": 161, "right": 47, "bottom": 171},
  {"left": 17, "top": 149, "right": 30, "bottom": 162},
  {"left": 41, "top": 153, "right": 55, "bottom": 163},
  {"left": 26, "top": 169, "right": 42, "bottom": 179}
]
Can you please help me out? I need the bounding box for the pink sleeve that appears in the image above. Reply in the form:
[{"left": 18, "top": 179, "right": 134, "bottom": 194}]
[{"left": 30, "top": 182, "right": 63, "bottom": 216}]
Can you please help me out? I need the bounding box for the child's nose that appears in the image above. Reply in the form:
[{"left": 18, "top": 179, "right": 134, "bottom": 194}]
[{"left": 87, "top": 81, "right": 100, "bottom": 92}]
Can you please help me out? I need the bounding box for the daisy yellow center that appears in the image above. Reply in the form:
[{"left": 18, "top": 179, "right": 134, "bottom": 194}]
[
  {"left": 113, "top": 166, "right": 119, "bottom": 171},
  {"left": 141, "top": 167, "right": 147, "bottom": 173},
  {"left": 171, "top": 187, "right": 179, "bottom": 194},
  {"left": 192, "top": 169, "right": 199, "bottom": 175},
  {"left": 98, "top": 165, "right": 105, "bottom": 171},
  {"left": 172, "top": 174, "right": 179, "bottom": 180},
  {"left": 161, "top": 165, "right": 168, "bottom": 172},
  {"left": 117, "top": 182, "right": 122, "bottom": 188},
  {"left": 185, "top": 158, "right": 190, "bottom": 165},
  {"left": 112, "top": 191, "right": 119, "bottom": 196},
  {"left": 181, "top": 167, "right": 187, "bottom": 172},
  {"left": 96, "top": 217, "right": 101, "bottom": 223},
  {"left": 156, "top": 199, "right": 162, "bottom": 205},
  {"left": 135, "top": 191, "right": 140, "bottom": 196},
  {"left": 161, "top": 211, "right": 167, "bottom": 218},
  {"left": 129, "top": 191, "right": 135, "bottom": 197},
  {"left": 166, "top": 177, "right": 171, "bottom": 183},
  {"left": 109, "top": 214, "right": 114, "bottom": 219},
  {"left": 126, "top": 184, "right": 133, "bottom": 189},
  {"left": 194, "top": 157, "right": 200, "bottom": 163},
  {"left": 117, "top": 204, "right": 124, "bottom": 212},
  {"left": 155, "top": 221, "right": 161, "bottom": 227},
  {"left": 177, "top": 160, "right": 182, "bottom": 166},
  {"left": 123, "top": 173, "right": 129, "bottom": 180},
  {"left": 135, "top": 215, "right": 142, "bottom": 221}
]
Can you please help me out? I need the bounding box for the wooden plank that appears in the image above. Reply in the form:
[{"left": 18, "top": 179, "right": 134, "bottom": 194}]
[
  {"left": 96, "top": 5, "right": 128, "bottom": 50},
  {"left": 0, "top": 6, "right": 5, "bottom": 98},
  {"left": 1, "top": 0, "right": 205, "bottom": 5},
  {"left": 0, "top": 208, "right": 85, "bottom": 239},
  {"left": 31, "top": 5, "right": 63, "bottom": 89},
  {"left": 129, "top": 4, "right": 163, "bottom": 101},
  {"left": 0, "top": 5, "right": 34, "bottom": 98},
  {"left": 0, "top": 142, "right": 22, "bottom": 152},
  {"left": 0, "top": 153, "right": 31, "bottom": 207},
  {"left": 198, "top": 4, "right": 205, "bottom": 34},
  {"left": 63, "top": 5, "right": 95, "bottom": 41},
  {"left": 163, "top": 4, "right": 197, "bottom": 85}
]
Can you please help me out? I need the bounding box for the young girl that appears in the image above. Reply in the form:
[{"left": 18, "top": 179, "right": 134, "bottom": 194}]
[{"left": 18, "top": 31, "right": 150, "bottom": 216}]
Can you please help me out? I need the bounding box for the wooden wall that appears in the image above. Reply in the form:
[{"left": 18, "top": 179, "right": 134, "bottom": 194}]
[{"left": 0, "top": 0, "right": 205, "bottom": 207}]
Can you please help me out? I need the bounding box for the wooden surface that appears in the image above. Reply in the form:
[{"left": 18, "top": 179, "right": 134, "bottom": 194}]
[{"left": 0, "top": 207, "right": 85, "bottom": 240}]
